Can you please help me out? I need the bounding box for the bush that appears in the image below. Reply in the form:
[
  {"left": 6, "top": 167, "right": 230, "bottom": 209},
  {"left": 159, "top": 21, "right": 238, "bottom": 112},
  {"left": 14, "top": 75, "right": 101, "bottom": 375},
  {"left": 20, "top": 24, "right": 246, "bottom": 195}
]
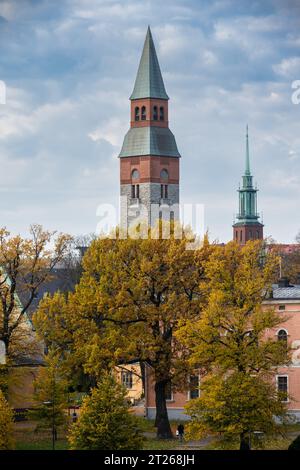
[
  {"left": 68, "top": 374, "right": 144, "bottom": 450},
  {"left": 0, "top": 390, "right": 14, "bottom": 449},
  {"left": 288, "top": 434, "right": 300, "bottom": 450}
]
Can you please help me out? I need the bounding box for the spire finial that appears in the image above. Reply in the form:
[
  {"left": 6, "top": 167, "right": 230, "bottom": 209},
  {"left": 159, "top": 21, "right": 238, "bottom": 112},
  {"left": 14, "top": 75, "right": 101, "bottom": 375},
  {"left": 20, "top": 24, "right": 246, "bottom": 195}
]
[{"left": 245, "top": 124, "right": 251, "bottom": 175}]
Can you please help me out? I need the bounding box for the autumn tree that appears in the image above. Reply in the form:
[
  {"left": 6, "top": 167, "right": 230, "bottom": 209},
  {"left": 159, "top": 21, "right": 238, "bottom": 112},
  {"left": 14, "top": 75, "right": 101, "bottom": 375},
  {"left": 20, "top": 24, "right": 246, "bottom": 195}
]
[
  {"left": 29, "top": 350, "right": 68, "bottom": 447},
  {"left": 0, "top": 389, "right": 14, "bottom": 449},
  {"left": 34, "top": 225, "right": 211, "bottom": 438},
  {"left": 177, "top": 240, "right": 290, "bottom": 450},
  {"left": 68, "top": 374, "right": 144, "bottom": 450},
  {"left": 0, "top": 225, "right": 72, "bottom": 379}
]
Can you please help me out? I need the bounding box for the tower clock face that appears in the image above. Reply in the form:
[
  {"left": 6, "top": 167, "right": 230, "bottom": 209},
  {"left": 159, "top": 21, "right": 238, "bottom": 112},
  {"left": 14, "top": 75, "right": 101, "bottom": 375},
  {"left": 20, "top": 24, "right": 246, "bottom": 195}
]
[{"left": 132, "top": 169, "right": 139, "bottom": 180}]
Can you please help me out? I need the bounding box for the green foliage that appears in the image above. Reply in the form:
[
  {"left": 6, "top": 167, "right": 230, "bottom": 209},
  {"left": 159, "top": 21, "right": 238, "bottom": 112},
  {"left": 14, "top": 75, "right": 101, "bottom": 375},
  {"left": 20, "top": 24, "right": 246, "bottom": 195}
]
[
  {"left": 186, "top": 372, "right": 288, "bottom": 442},
  {"left": 68, "top": 374, "right": 144, "bottom": 450},
  {"left": 177, "top": 241, "right": 290, "bottom": 447},
  {"left": 0, "top": 389, "right": 14, "bottom": 449},
  {"left": 29, "top": 350, "right": 68, "bottom": 433}
]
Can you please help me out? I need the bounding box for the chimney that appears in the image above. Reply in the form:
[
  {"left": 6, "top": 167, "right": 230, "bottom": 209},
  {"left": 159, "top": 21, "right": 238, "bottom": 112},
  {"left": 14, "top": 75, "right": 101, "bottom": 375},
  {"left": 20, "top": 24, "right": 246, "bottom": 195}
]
[{"left": 278, "top": 277, "right": 290, "bottom": 288}]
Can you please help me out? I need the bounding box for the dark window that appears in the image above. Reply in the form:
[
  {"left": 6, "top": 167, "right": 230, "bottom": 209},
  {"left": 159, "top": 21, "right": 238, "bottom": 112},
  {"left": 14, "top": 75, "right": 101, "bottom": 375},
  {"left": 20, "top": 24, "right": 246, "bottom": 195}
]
[
  {"left": 153, "top": 106, "right": 158, "bottom": 121},
  {"left": 159, "top": 106, "right": 164, "bottom": 121},
  {"left": 165, "top": 185, "right": 168, "bottom": 198},
  {"left": 249, "top": 230, "right": 252, "bottom": 239},
  {"left": 161, "top": 184, "right": 164, "bottom": 199},
  {"left": 256, "top": 230, "right": 259, "bottom": 239},
  {"left": 189, "top": 375, "right": 200, "bottom": 399},
  {"left": 279, "top": 305, "right": 286, "bottom": 311},
  {"left": 240, "top": 231, "right": 243, "bottom": 242},
  {"left": 136, "top": 184, "right": 140, "bottom": 199},
  {"left": 278, "top": 329, "right": 288, "bottom": 343},
  {"left": 121, "top": 371, "right": 133, "bottom": 389},
  {"left": 141, "top": 106, "right": 146, "bottom": 121},
  {"left": 165, "top": 381, "right": 172, "bottom": 401},
  {"left": 131, "top": 185, "right": 135, "bottom": 198},
  {"left": 135, "top": 107, "right": 140, "bottom": 121},
  {"left": 277, "top": 376, "right": 288, "bottom": 401}
]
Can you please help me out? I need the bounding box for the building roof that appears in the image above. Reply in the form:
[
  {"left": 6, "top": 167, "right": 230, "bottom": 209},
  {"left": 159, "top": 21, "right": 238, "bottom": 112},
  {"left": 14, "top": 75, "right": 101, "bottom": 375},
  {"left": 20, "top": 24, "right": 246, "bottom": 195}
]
[
  {"left": 271, "top": 284, "right": 300, "bottom": 300},
  {"left": 130, "top": 26, "right": 169, "bottom": 100},
  {"left": 119, "top": 126, "right": 180, "bottom": 158}
]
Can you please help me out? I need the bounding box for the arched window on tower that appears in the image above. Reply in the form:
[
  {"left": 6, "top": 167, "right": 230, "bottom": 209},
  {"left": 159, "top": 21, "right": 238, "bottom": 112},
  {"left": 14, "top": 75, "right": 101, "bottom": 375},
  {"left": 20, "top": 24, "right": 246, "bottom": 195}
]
[
  {"left": 153, "top": 106, "right": 158, "bottom": 121},
  {"left": 132, "top": 169, "right": 140, "bottom": 180},
  {"left": 135, "top": 107, "right": 140, "bottom": 121},
  {"left": 141, "top": 106, "right": 146, "bottom": 121},
  {"left": 159, "top": 106, "right": 164, "bottom": 121}
]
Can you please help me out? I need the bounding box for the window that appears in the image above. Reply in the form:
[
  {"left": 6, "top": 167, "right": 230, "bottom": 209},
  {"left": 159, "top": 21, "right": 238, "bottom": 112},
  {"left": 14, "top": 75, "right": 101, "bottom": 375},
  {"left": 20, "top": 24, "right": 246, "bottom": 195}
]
[
  {"left": 249, "top": 230, "right": 252, "bottom": 239},
  {"left": 161, "top": 184, "right": 164, "bottom": 199},
  {"left": 236, "top": 231, "right": 238, "bottom": 241},
  {"left": 136, "top": 184, "right": 140, "bottom": 199},
  {"left": 121, "top": 371, "right": 133, "bottom": 389},
  {"left": 189, "top": 375, "right": 200, "bottom": 399},
  {"left": 159, "top": 106, "right": 164, "bottom": 121},
  {"left": 131, "top": 185, "right": 135, "bottom": 198},
  {"left": 165, "top": 185, "right": 168, "bottom": 198},
  {"left": 135, "top": 107, "right": 140, "bottom": 121},
  {"left": 165, "top": 381, "right": 173, "bottom": 401},
  {"left": 141, "top": 106, "right": 146, "bottom": 121},
  {"left": 256, "top": 230, "right": 259, "bottom": 239},
  {"left": 277, "top": 375, "right": 288, "bottom": 402},
  {"left": 160, "top": 169, "right": 168, "bottom": 180},
  {"left": 240, "top": 231, "right": 243, "bottom": 242},
  {"left": 131, "top": 169, "right": 139, "bottom": 180},
  {"left": 279, "top": 305, "right": 286, "bottom": 311},
  {"left": 278, "top": 329, "right": 288, "bottom": 343},
  {"left": 153, "top": 106, "right": 158, "bottom": 121}
]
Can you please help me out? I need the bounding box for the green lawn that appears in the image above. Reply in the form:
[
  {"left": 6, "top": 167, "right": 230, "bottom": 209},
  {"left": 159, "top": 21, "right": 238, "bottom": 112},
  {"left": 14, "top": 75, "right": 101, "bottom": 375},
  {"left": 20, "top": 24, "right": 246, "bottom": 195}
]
[{"left": 13, "top": 419, "right": 300, "bottom": 450}]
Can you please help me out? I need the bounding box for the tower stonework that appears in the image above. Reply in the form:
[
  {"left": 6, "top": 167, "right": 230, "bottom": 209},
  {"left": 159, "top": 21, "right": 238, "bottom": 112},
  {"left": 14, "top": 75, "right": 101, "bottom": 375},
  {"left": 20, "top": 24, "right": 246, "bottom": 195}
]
[
  {"left": 119, "top": 27, "right": 180, "bottom": 230},
  {"left": 233, "top": 127, "right": 264, "bottom": 245}
]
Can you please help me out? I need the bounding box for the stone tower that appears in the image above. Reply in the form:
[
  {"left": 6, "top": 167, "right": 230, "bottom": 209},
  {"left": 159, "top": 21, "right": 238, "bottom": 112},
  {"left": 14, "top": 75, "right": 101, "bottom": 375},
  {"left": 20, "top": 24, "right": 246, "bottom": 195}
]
[
  {"left": 119, "top": 27, "right": 180, "bottom": 231},
  {"left": 233, "top": 126, "right": 264, "bottom": 245}
]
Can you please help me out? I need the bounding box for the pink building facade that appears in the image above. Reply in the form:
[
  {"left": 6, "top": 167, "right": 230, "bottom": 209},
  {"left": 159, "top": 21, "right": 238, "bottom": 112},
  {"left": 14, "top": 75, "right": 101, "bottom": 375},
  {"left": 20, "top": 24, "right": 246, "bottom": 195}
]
[{"left": 144, "top": 278, "right": 300, "bottom": 421}]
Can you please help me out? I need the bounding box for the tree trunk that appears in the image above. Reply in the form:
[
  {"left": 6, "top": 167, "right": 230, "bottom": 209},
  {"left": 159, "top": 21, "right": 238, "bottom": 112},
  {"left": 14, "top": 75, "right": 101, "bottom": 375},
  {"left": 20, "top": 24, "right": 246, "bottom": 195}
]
[
  {"left": 154, "top": 380, "right": 173, "bottom": 439},
  {"left": 240, "top": 432, "right": 250, "bottom": 450}
]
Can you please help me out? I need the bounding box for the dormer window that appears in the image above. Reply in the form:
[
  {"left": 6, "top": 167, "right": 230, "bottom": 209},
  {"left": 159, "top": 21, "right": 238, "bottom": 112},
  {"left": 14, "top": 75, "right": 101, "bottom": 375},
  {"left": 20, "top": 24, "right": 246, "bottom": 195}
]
[
  {"left": 135, "top": 107, "right": 140, "bottom": 121},
  {"left": 153, "top": 106, "right": 158, "bottom": 121},
  {"left": 159, "top": 106, "right": 164, "bottom": 121},
  {"left": 141, "top": 106, "right": 146, "bottom": 121}
]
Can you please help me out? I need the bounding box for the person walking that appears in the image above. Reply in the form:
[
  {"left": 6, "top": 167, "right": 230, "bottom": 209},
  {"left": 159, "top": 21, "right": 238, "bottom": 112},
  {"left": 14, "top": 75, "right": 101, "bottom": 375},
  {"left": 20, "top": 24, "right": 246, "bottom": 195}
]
[{"left": 177, "top": 423, "right": 184, "bottom": 442}]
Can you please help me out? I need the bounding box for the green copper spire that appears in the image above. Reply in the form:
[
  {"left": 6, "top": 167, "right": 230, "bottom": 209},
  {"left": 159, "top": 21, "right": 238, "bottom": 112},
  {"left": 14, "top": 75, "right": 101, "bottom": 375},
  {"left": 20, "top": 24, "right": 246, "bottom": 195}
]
[
  {"left": 245, "top": 124, "right": 250, "bottom": 175},
  {"left": 130, "top": 26, "right": 169, "bottom": 100},
  {"left": 236, "top": 127, "right": 260, "bottom": 222}
]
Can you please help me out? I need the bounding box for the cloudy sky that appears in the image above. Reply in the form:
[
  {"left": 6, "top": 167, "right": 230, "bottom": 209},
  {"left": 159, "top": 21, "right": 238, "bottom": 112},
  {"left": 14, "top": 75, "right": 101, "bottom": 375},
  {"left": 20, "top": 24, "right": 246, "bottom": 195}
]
[{"left": 0, "top": 0, "right": 299, "bottom": 243}]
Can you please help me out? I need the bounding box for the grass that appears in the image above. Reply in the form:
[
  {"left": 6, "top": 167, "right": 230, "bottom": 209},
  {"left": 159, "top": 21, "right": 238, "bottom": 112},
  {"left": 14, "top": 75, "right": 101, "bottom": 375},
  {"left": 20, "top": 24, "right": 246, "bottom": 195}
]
[{"left": 13, "top": 419, "right": 300, "bottom": 451}]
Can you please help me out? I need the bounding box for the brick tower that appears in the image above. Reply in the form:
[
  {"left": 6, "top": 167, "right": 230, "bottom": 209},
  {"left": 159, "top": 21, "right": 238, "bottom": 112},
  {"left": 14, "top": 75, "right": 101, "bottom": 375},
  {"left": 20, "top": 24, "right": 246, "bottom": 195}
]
[
  {"left": 119, "top": 27, "right": 180, "bottom": 230},
  {"left": 233, "top": 126, "right": 264, "bottom": 245}
]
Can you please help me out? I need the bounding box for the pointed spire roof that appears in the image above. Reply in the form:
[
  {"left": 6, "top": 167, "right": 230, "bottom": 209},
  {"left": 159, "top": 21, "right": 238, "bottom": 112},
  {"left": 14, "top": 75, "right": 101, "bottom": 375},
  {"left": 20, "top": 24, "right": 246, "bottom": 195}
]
[
  {"left": 130, "top": 26, "right": 169, "bottom": 100},
  {"left": 245, "top": 124, "right": 251, "bottom": 175}
]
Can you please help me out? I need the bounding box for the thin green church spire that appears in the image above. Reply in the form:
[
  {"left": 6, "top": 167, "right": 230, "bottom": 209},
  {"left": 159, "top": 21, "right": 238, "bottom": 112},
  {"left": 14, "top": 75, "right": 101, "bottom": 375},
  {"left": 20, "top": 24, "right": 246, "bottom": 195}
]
[{"left": 245, "top": 124, "right": 251, "bottom": 175}]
